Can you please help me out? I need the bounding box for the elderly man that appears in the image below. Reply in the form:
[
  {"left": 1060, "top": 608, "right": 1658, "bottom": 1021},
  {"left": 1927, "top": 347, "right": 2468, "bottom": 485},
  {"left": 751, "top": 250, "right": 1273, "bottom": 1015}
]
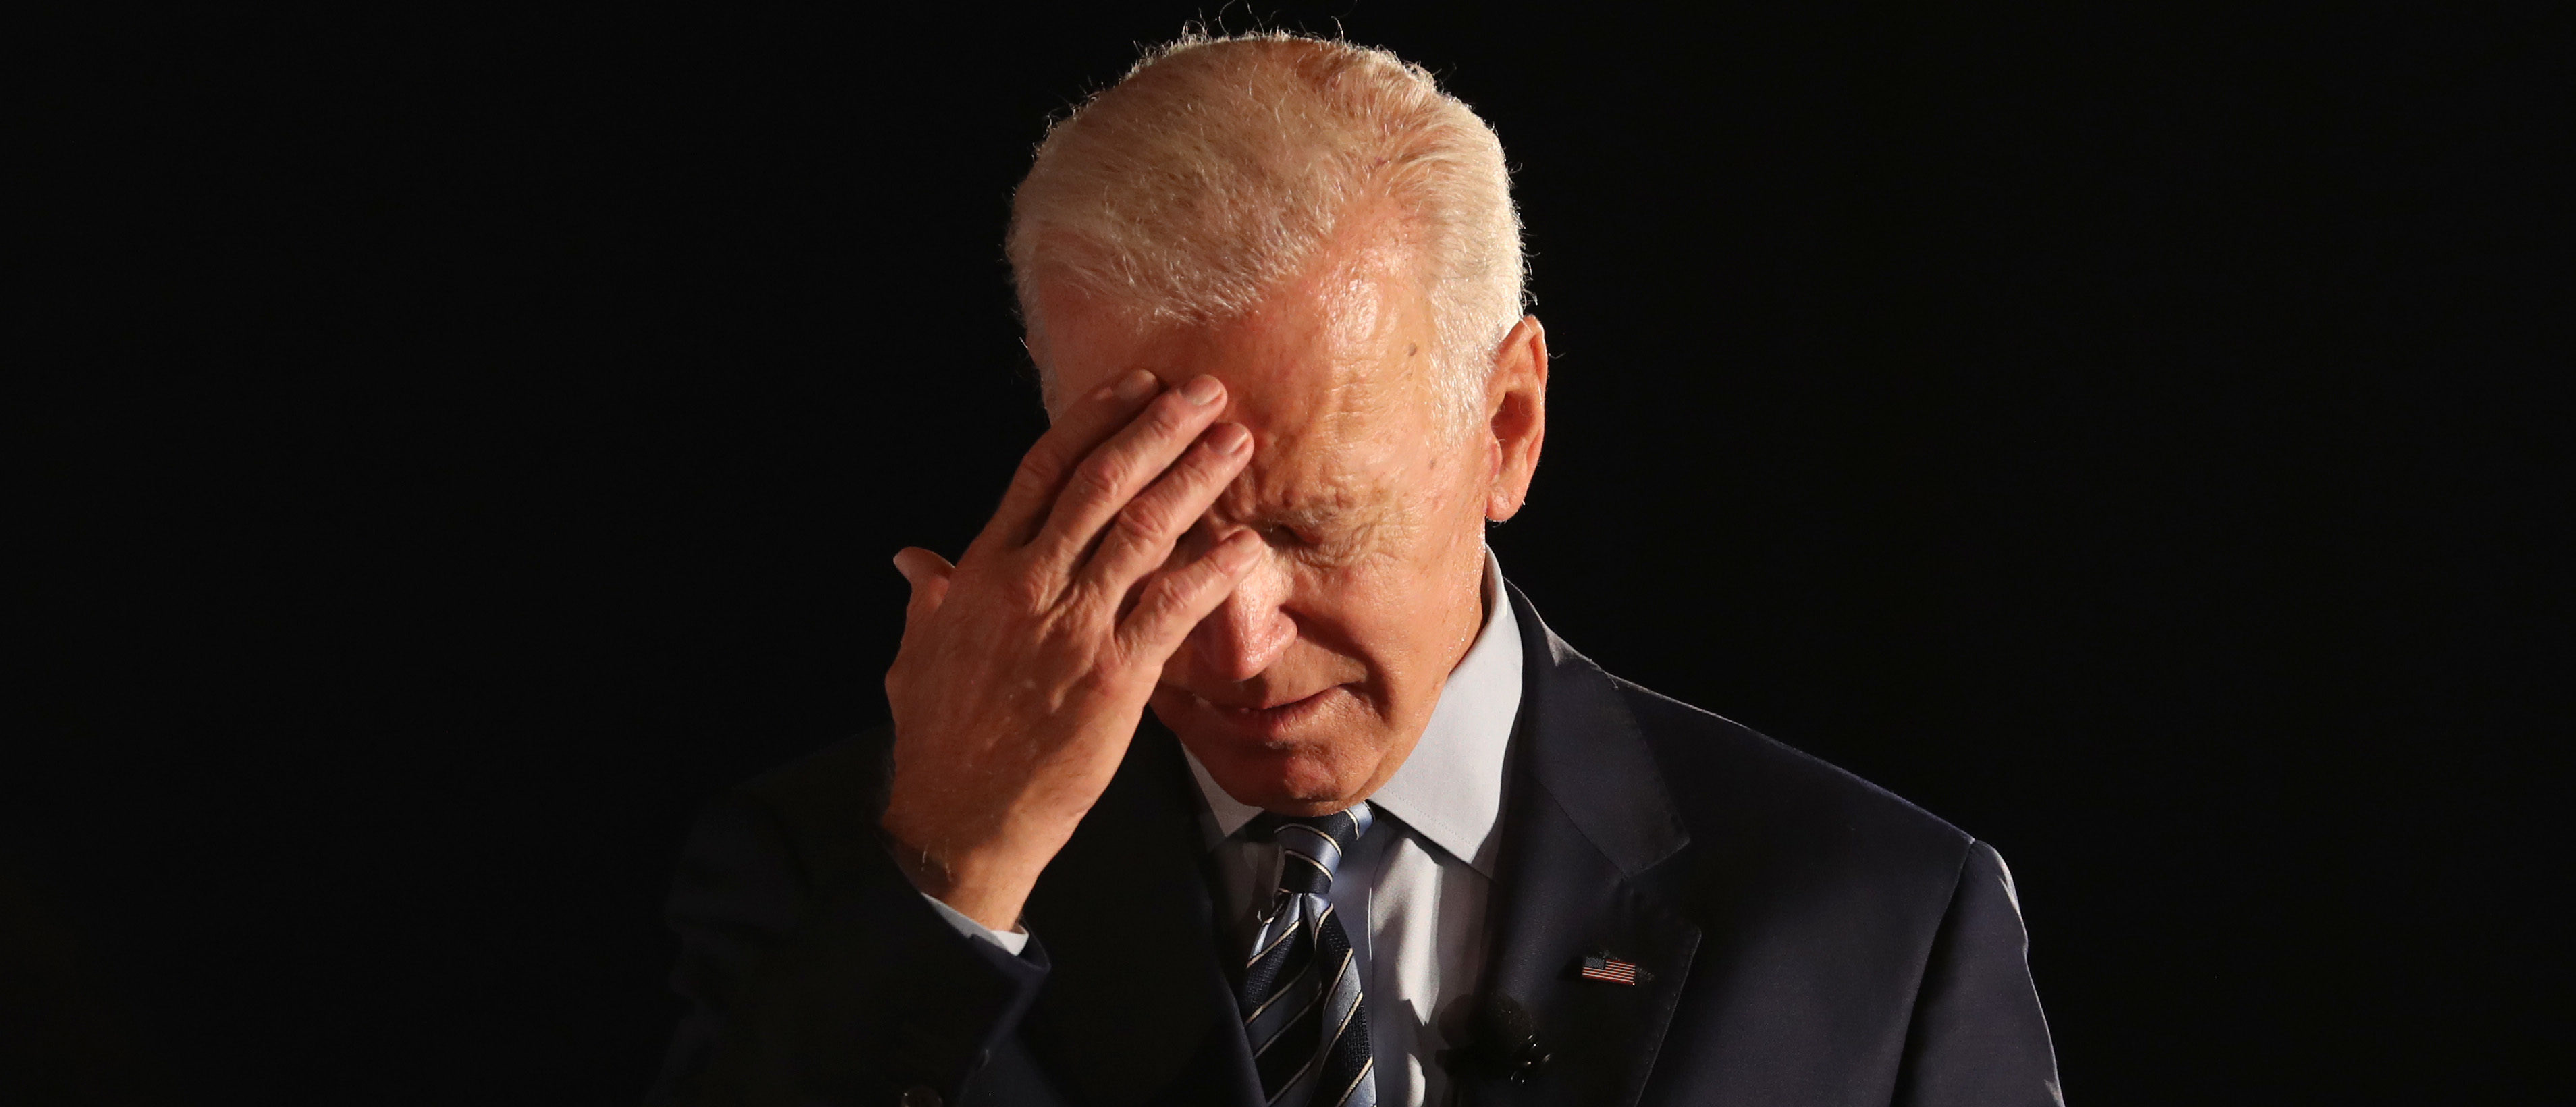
[{"left": 649, "top": 32, "right": 2059, "bottom": 1107}]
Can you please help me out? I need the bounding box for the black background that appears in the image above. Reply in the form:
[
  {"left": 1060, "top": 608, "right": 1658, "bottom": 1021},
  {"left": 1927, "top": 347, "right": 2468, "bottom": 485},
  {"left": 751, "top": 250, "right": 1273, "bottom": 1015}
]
[{"left": 18, "top": 4, "right": 2569, "bottom": 1104}]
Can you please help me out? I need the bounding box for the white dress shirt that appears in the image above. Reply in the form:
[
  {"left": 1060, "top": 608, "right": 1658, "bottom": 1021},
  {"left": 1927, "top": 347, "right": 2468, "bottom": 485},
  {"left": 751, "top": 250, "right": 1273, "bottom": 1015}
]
[{"left": 931, "top": 549, "right": 1524, "bottom": 1107}]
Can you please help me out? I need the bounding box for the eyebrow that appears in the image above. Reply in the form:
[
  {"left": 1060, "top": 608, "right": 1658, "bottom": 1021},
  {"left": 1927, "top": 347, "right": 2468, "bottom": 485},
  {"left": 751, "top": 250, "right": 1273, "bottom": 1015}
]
[
  {"left": 1215, "top": 470, "right": 1406, "bottom": 535},
  {"left": 1274, "top": 484, "right": 1422, "bottom": 545},
  {"left": 1261, "top": 487, "right": 1375, "bottom": 529}
]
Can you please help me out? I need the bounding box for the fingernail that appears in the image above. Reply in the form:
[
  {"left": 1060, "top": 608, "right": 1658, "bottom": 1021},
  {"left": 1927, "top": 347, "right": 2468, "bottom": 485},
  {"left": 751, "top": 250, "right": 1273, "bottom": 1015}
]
[
  {"left": 1113, "top": 370, "right": 1158, "bottom": 402},
  {"left": 1183, "top": 375, "right": 1224, "bottom": 405},
  {"left": 1208, "top": 423, "right": 1250, "bottom": 454}
]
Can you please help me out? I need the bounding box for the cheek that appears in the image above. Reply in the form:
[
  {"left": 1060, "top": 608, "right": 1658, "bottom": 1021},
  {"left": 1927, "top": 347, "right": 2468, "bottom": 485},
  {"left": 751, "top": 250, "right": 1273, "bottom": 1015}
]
[
  {"left": 1391, "top": 478, "right": 1493, "bottom": 587},
  {"left": 1405, "top": 453, "right": 1496, "bottom": 551},
  {"left": 1300, "top": 557, "right": 1468, "bottom": 679}
]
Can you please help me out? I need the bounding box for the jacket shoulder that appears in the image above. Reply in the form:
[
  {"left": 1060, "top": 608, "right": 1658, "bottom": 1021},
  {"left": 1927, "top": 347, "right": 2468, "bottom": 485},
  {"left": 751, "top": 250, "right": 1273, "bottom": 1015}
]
[
  {"left": 1597, "top": 675, "right": 2061, "bottom": 1106},
  {"left": 1609, "top": 677, "right": 1976, "bottom": 894}
]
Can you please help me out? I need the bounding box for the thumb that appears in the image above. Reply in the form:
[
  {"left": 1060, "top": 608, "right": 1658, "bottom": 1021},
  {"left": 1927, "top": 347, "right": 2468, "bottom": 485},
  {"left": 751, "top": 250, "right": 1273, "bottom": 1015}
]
[{"left": 892, "top": 547, "right": 955, "bottom": 620}]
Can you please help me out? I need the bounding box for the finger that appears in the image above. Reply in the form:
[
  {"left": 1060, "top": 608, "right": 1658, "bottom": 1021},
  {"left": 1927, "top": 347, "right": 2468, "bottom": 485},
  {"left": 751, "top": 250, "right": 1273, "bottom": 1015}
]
[
  {"left": 892, "top": 547, "right": 956, "bottom": 623},
  {"left": 1116, "top": 529, "right": 1263, "bottom": 664},
  {"left": 1078, "top": 421, "right": 1253, "bottom": 599},
  {"left": 1030, "top": 375, "right": 1229, "bottom": 569},
  {"left": 978, "top": 369, "right": 1164, "bottom": 552}
]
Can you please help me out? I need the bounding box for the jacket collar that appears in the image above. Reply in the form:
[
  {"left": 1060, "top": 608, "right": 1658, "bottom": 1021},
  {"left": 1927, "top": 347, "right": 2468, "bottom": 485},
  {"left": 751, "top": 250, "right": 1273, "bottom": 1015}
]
[
  {"left": 1502, "top": 581, "right": 1690, "bottom": 876},
  {"left": 1461, "top": 582, "right": 1700, "bottom": 1106}
]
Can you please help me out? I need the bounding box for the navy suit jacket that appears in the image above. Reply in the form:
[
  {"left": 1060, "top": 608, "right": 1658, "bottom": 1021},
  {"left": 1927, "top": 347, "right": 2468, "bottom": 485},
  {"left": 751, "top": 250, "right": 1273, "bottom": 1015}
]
[{"left": 648, "top": 587, "right": 2062, "bottom": 1106}]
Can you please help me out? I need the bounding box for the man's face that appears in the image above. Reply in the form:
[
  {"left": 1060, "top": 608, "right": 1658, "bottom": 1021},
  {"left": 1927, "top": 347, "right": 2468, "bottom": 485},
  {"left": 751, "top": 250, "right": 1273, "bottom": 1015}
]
[{"left": 1035, "top": 233, "right": 1542, "bottom": 815}]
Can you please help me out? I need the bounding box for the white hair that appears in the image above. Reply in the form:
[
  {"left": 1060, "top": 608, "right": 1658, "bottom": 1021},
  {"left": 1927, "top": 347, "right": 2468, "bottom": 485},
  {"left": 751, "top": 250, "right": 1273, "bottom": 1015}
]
[{"left": 1006, "top": 31, "right": 1526, "bottom": 431}]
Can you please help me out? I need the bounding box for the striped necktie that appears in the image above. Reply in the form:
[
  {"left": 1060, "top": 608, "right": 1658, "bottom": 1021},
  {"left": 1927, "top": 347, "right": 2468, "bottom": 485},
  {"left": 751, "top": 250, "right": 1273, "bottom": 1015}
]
[{"left": 1239, "top": 805, "right": 1376, "bottom": 1107}]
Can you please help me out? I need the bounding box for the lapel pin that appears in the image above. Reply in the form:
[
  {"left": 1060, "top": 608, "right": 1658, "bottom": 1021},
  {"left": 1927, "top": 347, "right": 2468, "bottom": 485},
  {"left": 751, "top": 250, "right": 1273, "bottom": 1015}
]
[{"left": 1578, "top": 952, "right": 1651, "bottom": 986}]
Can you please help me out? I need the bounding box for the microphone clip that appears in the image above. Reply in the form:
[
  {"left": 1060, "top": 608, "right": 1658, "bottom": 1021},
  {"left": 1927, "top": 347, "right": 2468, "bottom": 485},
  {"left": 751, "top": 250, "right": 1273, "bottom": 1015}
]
[{"left": 1439, "top": 993, "right": 1551, "bottom": 1084}]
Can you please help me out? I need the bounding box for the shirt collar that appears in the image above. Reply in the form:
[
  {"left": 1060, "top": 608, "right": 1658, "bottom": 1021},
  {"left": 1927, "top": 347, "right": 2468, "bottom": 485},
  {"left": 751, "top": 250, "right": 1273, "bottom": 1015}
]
[{"left": 1182, "top": 547, "right": 1524, "bottom": 878}]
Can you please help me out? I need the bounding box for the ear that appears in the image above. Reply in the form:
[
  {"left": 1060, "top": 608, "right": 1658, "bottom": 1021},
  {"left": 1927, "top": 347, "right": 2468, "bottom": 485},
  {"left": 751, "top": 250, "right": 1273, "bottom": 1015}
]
[{"left": 1483, "top": 315, "right": 1548, "bottom": 522}]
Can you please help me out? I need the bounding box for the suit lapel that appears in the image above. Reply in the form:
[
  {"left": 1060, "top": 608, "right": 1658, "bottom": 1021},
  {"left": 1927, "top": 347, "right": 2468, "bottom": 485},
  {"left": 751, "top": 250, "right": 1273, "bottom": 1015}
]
[
  {"left": 1017, "top": 720, "right": 1264, "bottom": 1107},
  {"left": 1464, "top": 585, "right": 1701, "bottom": 1106}
]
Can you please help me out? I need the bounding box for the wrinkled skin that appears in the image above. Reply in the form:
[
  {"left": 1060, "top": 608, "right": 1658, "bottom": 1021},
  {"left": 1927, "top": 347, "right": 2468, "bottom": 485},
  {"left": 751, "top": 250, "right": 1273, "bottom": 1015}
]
[{"left": 882, "top": 226, "right": 1547, "bottom": 929}]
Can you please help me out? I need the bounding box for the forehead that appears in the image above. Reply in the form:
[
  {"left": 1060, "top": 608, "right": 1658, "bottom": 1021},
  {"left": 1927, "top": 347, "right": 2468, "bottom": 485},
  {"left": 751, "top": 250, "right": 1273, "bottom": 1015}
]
[{"left": 1040, "top": 246, "right": 1445, "bottom": 520}]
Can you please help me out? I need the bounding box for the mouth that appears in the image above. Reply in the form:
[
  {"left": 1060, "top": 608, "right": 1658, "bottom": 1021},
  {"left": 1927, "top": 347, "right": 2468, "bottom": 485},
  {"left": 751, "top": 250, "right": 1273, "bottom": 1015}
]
[{"left": 1180, "top": 684, "right": 1348, "bottom": 739}]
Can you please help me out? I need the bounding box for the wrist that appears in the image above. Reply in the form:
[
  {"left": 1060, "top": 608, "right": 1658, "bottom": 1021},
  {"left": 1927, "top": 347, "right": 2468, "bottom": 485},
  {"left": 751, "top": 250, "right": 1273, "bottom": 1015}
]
[{"left": 879, "top": 817, "right": 1051, "bottom": 932}]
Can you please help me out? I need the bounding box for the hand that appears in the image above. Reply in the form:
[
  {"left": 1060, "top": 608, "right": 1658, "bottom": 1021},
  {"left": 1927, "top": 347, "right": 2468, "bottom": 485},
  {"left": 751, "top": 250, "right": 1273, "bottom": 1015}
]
[{"left": 879, "top": 371, "right": 1260, "bottom": 931}]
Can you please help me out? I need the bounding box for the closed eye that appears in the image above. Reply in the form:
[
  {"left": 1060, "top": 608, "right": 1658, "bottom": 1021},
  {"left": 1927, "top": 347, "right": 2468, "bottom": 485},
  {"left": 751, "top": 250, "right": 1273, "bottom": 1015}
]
[{"left": 1258, "top": 524, "right": 1311, "bottom": 548}]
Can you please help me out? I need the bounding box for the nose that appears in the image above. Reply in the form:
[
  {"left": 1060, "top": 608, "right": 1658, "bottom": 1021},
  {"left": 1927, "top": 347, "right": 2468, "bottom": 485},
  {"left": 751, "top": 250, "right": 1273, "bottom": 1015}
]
[{"left": 1187, "top": 547, "right": 1296, "bottom": 682}]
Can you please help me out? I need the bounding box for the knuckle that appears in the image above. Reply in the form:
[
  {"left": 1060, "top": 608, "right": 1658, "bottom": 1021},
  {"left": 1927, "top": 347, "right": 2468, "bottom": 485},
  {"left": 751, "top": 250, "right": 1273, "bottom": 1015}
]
[
  {"left": 1148, "top": 570, "right": 1204, "bottom": 614},
  {"left": 1167, "top": 562, "right": 1219, "bottom": 601},
  {"left": 1144, "top": 394, "right": 1198, "bottom": 436},
  {"left": 1125, "top": 589, "right": 1176, "bottom": 633},
  {"left": 1013, "top": 441, "right": 1065, "bottom": 488},
  {"left": 998, "top": 570, "right": 1052, "bottom": 612},
  {"left": 1066, "top": 454, "right": 1127, "bottom": 504},
  {"left": 1115, "top": 495, "right": 1177, "bottom": 541},
  {"left": 1008, "top": 457, "right": 1056, "bottom": 500},
  {"left": 1173, "top": 443, "right": 1225, "bottom": 483}
]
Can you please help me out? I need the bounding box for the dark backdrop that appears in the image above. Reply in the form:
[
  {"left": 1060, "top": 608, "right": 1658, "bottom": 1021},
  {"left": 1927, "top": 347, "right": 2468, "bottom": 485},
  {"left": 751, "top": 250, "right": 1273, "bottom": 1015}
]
[{"left": 20, "top": 4, "right": 2567, "bottom": 1105}]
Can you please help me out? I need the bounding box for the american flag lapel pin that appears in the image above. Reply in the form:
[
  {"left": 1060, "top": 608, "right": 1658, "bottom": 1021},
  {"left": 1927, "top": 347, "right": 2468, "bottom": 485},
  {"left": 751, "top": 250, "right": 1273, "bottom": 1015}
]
[{"left": 1578, "top": 951, "right": 1650, "bottom": 986}]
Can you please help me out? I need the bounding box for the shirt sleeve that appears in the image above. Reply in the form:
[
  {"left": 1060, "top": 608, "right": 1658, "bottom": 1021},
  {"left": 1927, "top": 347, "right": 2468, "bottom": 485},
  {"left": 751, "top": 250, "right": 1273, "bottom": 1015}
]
[{"left": 921, "top": 892, "right": 1032, "bottom": 956}]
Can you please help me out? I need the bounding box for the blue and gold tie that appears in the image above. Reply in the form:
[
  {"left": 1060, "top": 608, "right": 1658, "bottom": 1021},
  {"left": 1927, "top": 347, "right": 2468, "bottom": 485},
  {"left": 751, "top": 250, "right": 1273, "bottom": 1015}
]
[{"left": 1239, "top": 805, "right": 1376, "bottom": 1107}]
